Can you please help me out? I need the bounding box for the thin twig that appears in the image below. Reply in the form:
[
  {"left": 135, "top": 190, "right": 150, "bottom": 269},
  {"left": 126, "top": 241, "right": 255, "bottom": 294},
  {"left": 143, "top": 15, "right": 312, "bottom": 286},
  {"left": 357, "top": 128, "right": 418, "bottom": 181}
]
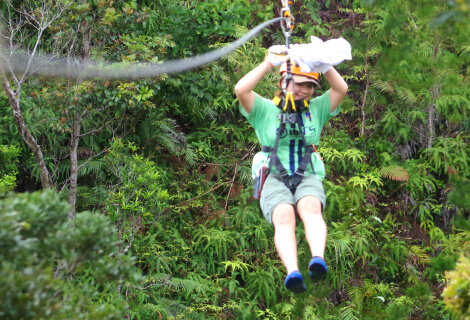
[
  {"left": 77, "top": 147, "right": 110, "bottom": 171},
  {"left": 171, "top": 182, "right": 231, "bottom": 207}
]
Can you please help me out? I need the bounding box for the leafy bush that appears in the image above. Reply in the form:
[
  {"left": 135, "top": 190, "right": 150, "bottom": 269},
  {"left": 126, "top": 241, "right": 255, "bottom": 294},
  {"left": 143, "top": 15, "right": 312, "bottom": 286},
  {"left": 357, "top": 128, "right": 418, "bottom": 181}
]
[
  {"left": 442, "top": 255, "right": 470, "bottom": 319},
  {"left": 0, "top": 190, "right": 140, "bottom": 319},
  {"left": 0, "top": 144, "right": 20, "bottom": 192}
]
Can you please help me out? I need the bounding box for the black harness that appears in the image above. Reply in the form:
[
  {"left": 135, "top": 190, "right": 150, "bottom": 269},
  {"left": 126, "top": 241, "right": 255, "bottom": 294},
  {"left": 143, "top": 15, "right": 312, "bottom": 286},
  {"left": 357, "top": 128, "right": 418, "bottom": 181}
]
[{"left": 261, "top": 95, "right": 316, "bottom": 194}]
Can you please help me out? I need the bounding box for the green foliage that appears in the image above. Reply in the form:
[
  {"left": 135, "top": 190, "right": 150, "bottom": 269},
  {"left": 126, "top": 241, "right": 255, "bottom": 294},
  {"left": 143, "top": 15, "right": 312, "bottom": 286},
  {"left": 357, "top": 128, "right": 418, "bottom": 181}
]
[
  {"left": 404, "top": 159, "right": 438, "bottom": 200},
  {"left": 0, "top": 190, "right": 139, "bottom": 319},
  {"left": 147, "top": 0, "right": 250, "bottom": 56},
  {"left": 92, "top": 139, "right": 170, "bottom": 254},
  {"left": 246, "top": 269, "right": 277, "bottom": 305},
  {"left": 447, "top": 178, "right": 470, "bottom": 213},
  {"left": 1, "top": 0, "right": 469, "bottom": 318},
  {"left": 348, "top": 171, "right": 383, "bottom": 190},
  {"left": 426, "top": 254, "right": 458, "bottom": 282},
  {"left": 0, "top": 144, "right": 20, "bottom": 192},
  {"left": 424, "top": 134, "right": 470, "bottom": 178},
  {"left": 193, "top": 224, "right": 237, "bottom": 272},
  {"left": 442, "top": 255, "right": 470, "bottom": 319},
  {"left": 430, "top": 0, "right": 470, "bottom": 26},
  {"left": 324, "top": 178, "right": 365, "bottom": 219}
]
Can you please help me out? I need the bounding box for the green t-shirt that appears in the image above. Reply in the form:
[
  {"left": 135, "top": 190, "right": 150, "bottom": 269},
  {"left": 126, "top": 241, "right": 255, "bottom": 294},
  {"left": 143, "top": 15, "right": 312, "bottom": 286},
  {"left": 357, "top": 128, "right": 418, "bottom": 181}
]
[{"left": 241, "top": 90, "right": 340, "bottom": 181}]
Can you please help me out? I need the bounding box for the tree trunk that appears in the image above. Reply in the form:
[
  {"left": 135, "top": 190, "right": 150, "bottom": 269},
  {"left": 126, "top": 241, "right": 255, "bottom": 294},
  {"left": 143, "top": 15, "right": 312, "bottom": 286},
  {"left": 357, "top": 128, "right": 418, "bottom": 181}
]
[
  {"left": 66, "top": 12, "right": 92, "bottom": 219},
  {"left": 0, "top": 74, "right": 52, "bottom": 189},
  {"left": 68, "top": 111, "right": 80, "bottom": 220}
]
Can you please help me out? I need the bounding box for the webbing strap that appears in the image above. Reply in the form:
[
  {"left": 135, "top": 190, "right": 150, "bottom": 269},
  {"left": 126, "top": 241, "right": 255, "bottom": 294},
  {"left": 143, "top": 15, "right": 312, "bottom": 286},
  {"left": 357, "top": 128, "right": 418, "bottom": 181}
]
[
  {"left": 290, "top": 145, "right": 314, "bottom": 187},
  {"left": 274, "top": 96, "right": 309, "bottom": 112},
  {"left": 263, "top": 107, "right": 316, "bottom": 193}
]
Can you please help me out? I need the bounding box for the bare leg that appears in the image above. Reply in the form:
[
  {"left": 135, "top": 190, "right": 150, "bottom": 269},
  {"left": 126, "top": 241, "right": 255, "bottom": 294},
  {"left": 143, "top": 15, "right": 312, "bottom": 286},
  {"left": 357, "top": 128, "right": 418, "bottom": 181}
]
[
  {"left": 296, "top": 196, "right": 327, "bottom": 259},
  {"left": 272, "top": 203, "right": 298, "bottom": 273},
  {"left": 273, "top": 203, "right": 306, "bottom": 293}
]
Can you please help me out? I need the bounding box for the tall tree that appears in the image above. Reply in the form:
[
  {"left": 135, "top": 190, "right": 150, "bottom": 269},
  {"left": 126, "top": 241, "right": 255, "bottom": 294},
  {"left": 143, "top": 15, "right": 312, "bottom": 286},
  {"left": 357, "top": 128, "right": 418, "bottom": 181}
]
[
  {"left": 0, "top": 0, "right": 71, "bottom": 189},
  {"left": 0, "top": 0, "right": 160, "bottom": 218}
]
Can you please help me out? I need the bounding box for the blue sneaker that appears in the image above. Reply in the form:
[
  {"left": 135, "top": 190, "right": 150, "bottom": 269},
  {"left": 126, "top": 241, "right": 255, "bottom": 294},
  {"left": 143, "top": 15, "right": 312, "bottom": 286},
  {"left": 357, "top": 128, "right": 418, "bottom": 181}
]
[
  {"left": 284, "top": 270, "right": 306, "bottom": 294},
  {"left": 308, "top": 256, "right": 327, "bottom": 282}
]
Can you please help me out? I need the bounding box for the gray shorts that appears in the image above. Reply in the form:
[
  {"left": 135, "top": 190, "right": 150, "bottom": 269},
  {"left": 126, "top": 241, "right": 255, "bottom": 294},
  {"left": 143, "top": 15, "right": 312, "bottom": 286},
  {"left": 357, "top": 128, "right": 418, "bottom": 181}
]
[{"left": 260, "top": 173, "right": 326, "bottom": 225}]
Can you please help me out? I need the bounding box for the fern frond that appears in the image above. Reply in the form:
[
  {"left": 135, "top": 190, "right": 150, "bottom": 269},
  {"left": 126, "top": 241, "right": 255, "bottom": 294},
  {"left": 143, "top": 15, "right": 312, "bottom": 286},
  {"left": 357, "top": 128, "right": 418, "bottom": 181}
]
[
  {"left": 201, "top": 105, "right": 218, "bottom": 121},
  {"left": 179, "top": 147, "right": 196, "bottom": 166},
  {"left": 78, "top": 159, "right": 106, "bottom": 178},
  {"left": 415, "top": 44, "right": 433, "bottom": 59},
  {"left": 246, "top": 270, "right": 276, "bottom": 305},
  {"left": 143, "top": 273, "right": 208, "bottom": 293},
  {"left": 221, "top": 259, "right": 251, "bottom": 277},
  {"left": 58, "top": 160, "right": 71, "bottom": 178},
  {"left": 339, "top": 303, "right": 360, "bottom": 320},
  {"left": 395, "top": 86, "right": 417, "bottom": 105},
  {"left": 373, "top": 80, "right": 394, "bottom": 93},
  {"left": 347, "top": 285, "right": 365, "bottom": 307},
  {"left": 379, "top": 166, "right": 409, "bottom": 182},
  {"left": 391, "top": 295, "right": 414, "bottom": 306},
  {"left": 155, "top": 297, "right": 206, "bottom": 319},
  {"left": 168, "top": 277, "right": 207, "bottom": 292},
  {"left": 237, "top": 166, "right": 252, "bottom": 185}
]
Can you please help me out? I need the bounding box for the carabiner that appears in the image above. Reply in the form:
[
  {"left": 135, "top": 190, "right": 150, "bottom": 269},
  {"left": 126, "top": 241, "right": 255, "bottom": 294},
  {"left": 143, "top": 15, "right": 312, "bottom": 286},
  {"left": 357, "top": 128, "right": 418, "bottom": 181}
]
[{"left": 280, "top": 0, "right": 295, "bottom": 38}]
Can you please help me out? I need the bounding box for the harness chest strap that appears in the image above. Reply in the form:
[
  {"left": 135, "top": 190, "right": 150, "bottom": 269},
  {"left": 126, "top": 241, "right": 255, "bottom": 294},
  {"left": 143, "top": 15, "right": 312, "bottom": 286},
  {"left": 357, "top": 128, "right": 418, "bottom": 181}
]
[
  {"left": 262, "top": 144, "right": 316, "bottom": 191},
  {"left": 261, "top": 97, "right": 316, "bottom": 192},
  {"left": 272, "top": 96, "right": 309, "bottom": 112}
]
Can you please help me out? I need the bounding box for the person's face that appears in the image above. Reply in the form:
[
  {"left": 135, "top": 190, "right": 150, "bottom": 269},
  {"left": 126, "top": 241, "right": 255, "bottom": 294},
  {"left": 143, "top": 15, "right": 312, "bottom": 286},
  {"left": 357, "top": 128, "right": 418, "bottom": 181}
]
[{"left": 287, "top": 81, "right": 315, "bottom": 100}]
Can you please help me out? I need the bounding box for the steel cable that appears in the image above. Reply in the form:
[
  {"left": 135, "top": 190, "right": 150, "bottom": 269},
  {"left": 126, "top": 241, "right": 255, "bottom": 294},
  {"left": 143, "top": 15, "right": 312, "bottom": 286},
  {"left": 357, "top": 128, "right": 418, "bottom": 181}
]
[{"left": 0, "top": 17, "right": 284, "bottom": 80}]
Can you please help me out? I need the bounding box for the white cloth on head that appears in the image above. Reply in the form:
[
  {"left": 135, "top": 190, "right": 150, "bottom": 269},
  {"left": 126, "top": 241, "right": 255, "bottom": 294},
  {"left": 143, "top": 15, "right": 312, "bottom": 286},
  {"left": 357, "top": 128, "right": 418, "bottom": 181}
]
[{"left": 289, "top": 36, "right": 352, "bottom": 73}]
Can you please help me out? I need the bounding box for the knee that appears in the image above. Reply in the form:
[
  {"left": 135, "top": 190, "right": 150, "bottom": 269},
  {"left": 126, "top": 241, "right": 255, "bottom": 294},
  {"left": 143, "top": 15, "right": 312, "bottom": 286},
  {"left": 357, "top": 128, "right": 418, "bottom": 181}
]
[
  {"left": 303, "top": 206, "right": 322, "bottom": 217},
  {"left": 297, "top": 196, "right": 322, "bottom": 216},
  {"left": 272, "top": 204, "right": 295, "bottom": 227}
]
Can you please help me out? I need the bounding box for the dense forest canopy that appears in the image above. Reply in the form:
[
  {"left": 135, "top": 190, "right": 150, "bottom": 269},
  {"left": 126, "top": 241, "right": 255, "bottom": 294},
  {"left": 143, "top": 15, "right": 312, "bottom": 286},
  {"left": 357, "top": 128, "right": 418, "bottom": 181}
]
[{"left": 0, "top": 0, "right": 469, "bottom": 319}]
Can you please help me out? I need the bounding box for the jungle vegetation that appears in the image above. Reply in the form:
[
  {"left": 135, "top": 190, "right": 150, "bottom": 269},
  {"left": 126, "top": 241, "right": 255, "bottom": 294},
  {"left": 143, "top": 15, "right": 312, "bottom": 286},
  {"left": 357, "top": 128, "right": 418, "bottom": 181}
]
[{"left": 0, "top": 0, "right": 469, "bottom": 319}]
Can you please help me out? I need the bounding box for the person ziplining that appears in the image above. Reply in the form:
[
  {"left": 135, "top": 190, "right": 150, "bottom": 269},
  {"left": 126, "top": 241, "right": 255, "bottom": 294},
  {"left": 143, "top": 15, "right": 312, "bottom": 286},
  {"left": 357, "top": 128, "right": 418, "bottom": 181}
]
[{"left": 234, "top": 0, "right": 351, "bottom": 294}]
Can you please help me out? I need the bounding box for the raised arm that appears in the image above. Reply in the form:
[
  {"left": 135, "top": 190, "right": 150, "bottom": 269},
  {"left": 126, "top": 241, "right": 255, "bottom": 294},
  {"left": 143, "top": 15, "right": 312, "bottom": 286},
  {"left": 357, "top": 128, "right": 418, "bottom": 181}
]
[
  {"left": 323, "top": 67, "right": 348, "bottom": 113},
  {"left": 234, "top": 61, "right": 273, "bottom": 115},
  {"left": 235, "top": 45, "right": 288, "bottom": 114}
]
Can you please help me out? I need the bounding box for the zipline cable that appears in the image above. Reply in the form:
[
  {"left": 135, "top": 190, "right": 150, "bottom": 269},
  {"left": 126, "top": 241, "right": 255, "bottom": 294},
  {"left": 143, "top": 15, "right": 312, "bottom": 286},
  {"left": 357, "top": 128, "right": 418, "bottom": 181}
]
[{"left": 0, "top": 17, "right": 285, "bottom": 80}]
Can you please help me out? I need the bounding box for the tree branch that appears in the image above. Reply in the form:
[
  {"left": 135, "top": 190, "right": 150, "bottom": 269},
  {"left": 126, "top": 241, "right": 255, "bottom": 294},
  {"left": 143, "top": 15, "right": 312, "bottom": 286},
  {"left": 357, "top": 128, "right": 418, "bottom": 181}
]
[
  {"left": 78, "top": 126, "right": 104, "bottom": 138},
  {"left": 77, "top": 148, "right": 110, "bottom": 172}
]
